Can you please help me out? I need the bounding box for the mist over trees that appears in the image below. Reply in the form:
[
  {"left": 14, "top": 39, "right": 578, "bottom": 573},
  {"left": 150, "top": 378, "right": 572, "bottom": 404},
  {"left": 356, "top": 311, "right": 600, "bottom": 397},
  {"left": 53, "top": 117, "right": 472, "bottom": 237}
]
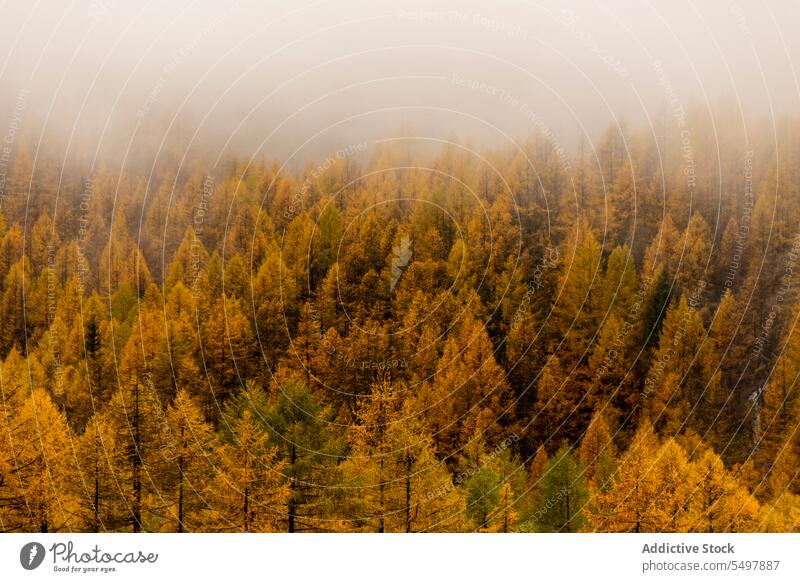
[{"left": 1, "top": 107, "right": 800, "bottom": 532}]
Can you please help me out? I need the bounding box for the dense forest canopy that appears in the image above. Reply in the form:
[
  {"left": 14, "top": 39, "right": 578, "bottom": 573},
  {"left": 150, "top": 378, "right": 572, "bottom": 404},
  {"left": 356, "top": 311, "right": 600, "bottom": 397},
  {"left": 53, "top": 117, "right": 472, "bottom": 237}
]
[{"left": 1, "top": 107, "right": 800, "bottom": 533}]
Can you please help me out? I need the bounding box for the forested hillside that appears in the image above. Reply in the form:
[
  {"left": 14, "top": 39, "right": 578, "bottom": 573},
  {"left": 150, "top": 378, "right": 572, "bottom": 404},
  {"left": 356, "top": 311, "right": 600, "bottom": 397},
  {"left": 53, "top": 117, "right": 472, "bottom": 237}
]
[{"left": 2, "top": 110, "right": 800, "bottom": 532}]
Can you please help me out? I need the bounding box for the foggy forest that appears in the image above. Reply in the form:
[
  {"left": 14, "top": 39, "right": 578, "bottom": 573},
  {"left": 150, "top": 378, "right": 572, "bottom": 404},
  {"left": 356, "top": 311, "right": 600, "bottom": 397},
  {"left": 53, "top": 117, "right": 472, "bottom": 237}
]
[{"left": 1, "top": 0, "right": 800, "bottom": 534}]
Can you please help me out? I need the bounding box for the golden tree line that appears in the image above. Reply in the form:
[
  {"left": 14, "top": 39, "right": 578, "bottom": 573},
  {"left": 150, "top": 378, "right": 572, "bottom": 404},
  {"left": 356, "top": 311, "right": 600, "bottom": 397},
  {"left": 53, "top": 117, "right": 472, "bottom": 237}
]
[{"left": 1, "top": 109, "right": 800, "bottom": 531}]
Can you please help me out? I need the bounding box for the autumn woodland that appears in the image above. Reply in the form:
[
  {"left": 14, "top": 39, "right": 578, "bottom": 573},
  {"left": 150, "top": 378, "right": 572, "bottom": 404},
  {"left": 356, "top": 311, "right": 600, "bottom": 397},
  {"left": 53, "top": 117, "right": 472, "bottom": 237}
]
[{"left": 1, "top": 108, "right": 800, "bottom": 533}]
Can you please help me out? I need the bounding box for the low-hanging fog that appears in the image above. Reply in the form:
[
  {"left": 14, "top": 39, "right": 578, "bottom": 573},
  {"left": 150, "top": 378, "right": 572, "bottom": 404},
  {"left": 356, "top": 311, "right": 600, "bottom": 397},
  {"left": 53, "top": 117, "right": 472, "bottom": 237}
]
[{"left": 0, "top": 0, "right": 797, "bottom": 171}]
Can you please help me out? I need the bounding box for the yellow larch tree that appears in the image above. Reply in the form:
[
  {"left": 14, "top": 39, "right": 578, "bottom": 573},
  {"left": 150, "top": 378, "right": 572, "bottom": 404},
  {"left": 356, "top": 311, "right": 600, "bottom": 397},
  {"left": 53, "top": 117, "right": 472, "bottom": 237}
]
[
  {"left": 1, "top": 389, "right": 79, "bottom": 532},
  {"left": 589, "top": 424, "right": 662, "bottom": 532},
  {"left": 160, "top": 389, "right": 214, "bottom": 532},
  {"left": 343, "top": 377, "right": 465, "bottom": 532},
  {"left": 685, "top": 449, "right": 760, "bottom": 533}
]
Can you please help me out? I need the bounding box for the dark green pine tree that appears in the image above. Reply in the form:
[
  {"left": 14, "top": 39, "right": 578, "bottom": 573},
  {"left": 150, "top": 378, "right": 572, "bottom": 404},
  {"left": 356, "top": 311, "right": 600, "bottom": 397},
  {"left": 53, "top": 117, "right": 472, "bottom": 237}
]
[{"left": 529, "top": 444, "right": 588, "bottom": 532}]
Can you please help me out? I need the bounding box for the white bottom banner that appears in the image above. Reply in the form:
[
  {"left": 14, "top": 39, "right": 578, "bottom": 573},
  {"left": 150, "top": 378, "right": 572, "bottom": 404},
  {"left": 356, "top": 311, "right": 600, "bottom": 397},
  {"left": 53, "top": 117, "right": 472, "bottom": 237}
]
[{"left": 2, "top": 534, "right": 797, "bottom": 581}]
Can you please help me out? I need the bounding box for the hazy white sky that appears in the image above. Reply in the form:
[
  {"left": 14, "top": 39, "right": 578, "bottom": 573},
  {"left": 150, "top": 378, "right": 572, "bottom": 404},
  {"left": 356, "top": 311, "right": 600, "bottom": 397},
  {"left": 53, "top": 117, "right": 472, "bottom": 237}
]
[{"left": 0, "top": 0, "right": 797, "bottom": 165}]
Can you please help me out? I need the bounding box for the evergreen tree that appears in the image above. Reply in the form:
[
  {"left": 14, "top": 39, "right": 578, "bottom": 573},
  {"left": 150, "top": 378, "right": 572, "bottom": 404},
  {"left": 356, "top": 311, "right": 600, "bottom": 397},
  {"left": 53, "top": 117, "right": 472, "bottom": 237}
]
[
  {"left": 530, "top": 444, "right": 588, "bottom": 532},
  {"left": 261, "top": 381, "right": 344, "bottom": 532},
  {"left": 206, "top": 406, "right": 288, "bottom": 532}
]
